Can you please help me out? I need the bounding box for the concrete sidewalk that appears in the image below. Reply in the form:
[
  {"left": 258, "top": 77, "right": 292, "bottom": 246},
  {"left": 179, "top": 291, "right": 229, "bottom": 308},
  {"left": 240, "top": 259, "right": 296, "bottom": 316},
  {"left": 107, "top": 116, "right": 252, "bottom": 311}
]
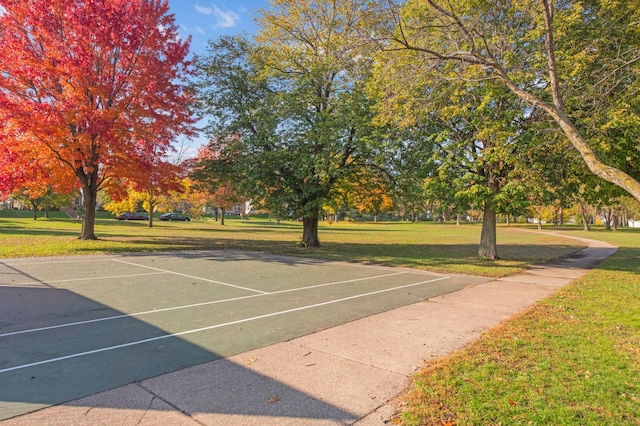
[{"left": 2, "top": 236, "right": 616, "bottom": 425}]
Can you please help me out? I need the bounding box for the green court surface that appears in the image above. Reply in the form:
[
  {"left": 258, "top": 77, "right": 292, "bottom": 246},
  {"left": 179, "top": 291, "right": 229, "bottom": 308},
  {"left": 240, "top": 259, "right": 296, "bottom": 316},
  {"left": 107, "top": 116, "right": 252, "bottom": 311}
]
[{"left": 0, "top": 250, "right": 490, "bottom": 420}]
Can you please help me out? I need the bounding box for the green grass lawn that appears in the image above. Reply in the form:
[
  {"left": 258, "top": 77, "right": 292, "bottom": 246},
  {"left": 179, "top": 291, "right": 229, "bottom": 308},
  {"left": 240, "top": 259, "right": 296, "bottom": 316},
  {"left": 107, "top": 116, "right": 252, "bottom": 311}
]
[
  {"left": 0, "top": 210, "right": 584, "bottom": 277},
  {"left": 399, "top": 230, "right": 640, "bottom": 425},
  {"left": 1, "top": 210, "right": 638, "bottom": 424}
]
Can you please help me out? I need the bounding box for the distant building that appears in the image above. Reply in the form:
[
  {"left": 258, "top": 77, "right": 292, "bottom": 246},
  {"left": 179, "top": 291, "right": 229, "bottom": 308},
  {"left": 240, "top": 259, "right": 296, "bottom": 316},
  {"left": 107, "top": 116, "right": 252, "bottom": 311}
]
[{"left": 229, "top": 200, "right": 252, "bottom": 216}]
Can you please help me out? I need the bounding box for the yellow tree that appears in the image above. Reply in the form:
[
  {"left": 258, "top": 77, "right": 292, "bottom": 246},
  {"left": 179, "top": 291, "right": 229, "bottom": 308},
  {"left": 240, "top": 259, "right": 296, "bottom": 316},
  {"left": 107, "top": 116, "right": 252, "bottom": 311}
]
[
  {"left": 156, "top": 179, "right": 206, "bottom": 219},
  {"left": 349, "top": 172, "right": 394, "bottom": 222},
  {"left": 104, "top": 159, "right": 185, "bottom": 227}
]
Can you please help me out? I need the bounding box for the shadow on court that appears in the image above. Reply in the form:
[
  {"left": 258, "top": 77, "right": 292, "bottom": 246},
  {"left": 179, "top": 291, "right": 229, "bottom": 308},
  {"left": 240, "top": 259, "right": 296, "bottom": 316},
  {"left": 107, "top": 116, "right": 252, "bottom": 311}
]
[
  {"left": 0, "top": 284, "right": 357, "bottom": 422},
  {"left": 0, "top": 251, "right": 491, "bottom": 423}
]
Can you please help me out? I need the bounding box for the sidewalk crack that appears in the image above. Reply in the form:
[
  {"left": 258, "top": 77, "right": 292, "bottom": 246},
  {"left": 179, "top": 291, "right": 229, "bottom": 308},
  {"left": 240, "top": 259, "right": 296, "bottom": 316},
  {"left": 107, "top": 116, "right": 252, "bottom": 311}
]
[{"left": 134, "top": 382, "right": 206, "bottom": 425}]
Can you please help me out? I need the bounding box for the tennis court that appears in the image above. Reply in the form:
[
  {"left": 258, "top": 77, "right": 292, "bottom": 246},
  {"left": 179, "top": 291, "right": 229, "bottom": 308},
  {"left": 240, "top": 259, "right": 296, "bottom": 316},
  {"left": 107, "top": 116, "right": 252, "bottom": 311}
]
[{"left": 0, "top": 250, "right": 490, "bottom": 420}]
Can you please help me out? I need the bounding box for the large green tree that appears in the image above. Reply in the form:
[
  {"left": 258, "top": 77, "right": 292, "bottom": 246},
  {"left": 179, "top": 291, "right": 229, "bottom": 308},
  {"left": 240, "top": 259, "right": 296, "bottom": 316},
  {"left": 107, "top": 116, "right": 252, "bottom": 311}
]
[
  {"left": 196, "top": 1, "right": 383, "bottom": 247},
  {"left": 422, "top": 81, "right": 531, "bottom": 259},
  {"left": 370, "top": 0, "right": 640, "bottom": 201},
  {"left": 255, "top": 0, "right": 383, "bottom": 246}
]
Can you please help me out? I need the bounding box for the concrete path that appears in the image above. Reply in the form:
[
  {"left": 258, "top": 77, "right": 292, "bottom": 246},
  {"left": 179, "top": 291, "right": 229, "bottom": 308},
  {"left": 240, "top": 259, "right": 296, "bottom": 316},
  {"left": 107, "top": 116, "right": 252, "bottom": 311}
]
[{"left": 2, "top": 236, "right": 616, "bottom": 425}]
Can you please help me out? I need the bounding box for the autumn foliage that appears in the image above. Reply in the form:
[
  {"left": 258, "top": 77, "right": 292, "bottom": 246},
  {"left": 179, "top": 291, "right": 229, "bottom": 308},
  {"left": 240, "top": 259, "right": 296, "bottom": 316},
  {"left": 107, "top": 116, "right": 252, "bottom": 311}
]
[
  {"left": 188, "top": 145, "right": 242, "bottom": 224},
  {"left": 0, "top": 0, "right": 194, "bottom": 238}
]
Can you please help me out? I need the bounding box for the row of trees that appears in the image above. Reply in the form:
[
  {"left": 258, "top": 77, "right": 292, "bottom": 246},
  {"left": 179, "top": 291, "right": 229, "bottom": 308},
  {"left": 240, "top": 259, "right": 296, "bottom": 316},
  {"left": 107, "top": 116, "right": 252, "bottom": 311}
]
[
  {"left": 1, "top": 0, "right": 638, "bottom": 260},
  {"left": 190, "top": 0, "right": 639, "bottom": 258}
]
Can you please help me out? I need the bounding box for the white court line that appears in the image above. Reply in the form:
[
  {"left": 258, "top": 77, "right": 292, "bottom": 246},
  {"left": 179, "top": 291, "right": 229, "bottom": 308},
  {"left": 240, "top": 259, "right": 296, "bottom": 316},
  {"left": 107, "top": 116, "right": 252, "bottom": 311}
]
[
  {"left": 0, "top": 275, "right": 449, "bottom": 374},
  {"left": 0, "top": 283, "right": 51, "bottom": 289},
  {"left": 0, "top": 271, "right": 167, "bottom": 288},
  {"left": 113, "top": 259, "right": 269, "bottom": 295},
  {"left": 0, "top": 271, "right": 408, "bottom": 338}
]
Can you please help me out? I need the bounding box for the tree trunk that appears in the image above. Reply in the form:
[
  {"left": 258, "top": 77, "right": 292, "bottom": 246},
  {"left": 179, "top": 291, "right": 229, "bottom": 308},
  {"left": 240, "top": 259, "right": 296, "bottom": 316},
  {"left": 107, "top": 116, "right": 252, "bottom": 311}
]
[
  {"left": 79, "top": 186, "right": 98, "bottom": 240},
  {"left": 239, "top": 198, "right": 246, "bottom": 220},
  {"left": 301, "top": 216, "right": 320, "bottom": 247},
  {"left": 30, "top": 201, "right": 38, "bottom": 220},
  {"left": 604, "top": 207, "right": 612, "bottom": 230},
  {"left": 148, "top": 199, "right": 154, "bottom": 228},
  {"left": 579, "top": 199, "right": 591, "bottom": 231},
  {"left": 456, "top": 213, "right": 461, "bottom": 225},
  {"left": 220, "top": 207, "right": 226, "bottom": 225},
  {"left": 478, "top": 203, "right": 498, "bottom": 260}
]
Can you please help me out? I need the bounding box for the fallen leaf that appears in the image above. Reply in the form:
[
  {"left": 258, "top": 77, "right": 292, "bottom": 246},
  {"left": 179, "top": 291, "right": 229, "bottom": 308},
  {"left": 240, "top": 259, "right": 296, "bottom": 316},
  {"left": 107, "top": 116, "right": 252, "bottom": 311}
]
[{"left": 268, "top": 395, "right": 280, "bottom": 403}]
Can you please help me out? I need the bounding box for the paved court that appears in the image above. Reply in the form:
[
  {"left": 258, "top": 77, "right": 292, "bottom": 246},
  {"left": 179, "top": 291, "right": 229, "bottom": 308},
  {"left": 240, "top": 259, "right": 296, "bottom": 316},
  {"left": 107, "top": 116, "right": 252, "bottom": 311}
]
[{"left": 0, "top": 250, "right": 491, "bottom": 421}]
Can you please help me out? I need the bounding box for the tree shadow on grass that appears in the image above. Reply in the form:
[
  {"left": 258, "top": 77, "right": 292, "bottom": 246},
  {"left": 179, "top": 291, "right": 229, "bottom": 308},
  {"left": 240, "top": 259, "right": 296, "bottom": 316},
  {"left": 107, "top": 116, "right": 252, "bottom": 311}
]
[
  {"left": 0, "top": 226, "right": 149, "bottom": 239},
  {"left": 73, "top": 236, "right": 587, "bottom": 277},
  {"left": 594, "top": 247, "right": 640, "bottom": 275},
  {"left": 3, "top": 219, "right": 616, "bottom": 277},
  {"left": 0, "top": 227, "right": 81, "bottom": 238}
]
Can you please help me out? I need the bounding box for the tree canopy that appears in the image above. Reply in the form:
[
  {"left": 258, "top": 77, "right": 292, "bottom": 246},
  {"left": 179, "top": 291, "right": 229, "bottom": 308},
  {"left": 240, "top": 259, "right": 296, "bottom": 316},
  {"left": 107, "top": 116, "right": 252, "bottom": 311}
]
[{"left": 370, "top": 0, "right": 640, "bottom": 201}]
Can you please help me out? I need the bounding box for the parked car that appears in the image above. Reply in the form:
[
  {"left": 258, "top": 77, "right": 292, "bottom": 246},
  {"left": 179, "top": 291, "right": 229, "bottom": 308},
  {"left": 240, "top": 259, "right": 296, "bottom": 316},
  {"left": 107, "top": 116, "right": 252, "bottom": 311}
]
[
  {"left": 159, "top": 212, "right": 190, "bottom": 222},
  {"left": 116, "top": 212, "right": 148, "bottom": 221}
]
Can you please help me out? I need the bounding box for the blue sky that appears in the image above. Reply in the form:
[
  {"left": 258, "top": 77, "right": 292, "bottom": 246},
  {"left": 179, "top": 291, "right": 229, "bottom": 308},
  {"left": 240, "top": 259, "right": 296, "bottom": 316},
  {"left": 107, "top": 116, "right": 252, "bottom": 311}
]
[
  {"left": 166, "top": 1, "right": 271, "bottom": 155},
  {"left": 168, "top": 1, "right": 269, "bottom": 57}
]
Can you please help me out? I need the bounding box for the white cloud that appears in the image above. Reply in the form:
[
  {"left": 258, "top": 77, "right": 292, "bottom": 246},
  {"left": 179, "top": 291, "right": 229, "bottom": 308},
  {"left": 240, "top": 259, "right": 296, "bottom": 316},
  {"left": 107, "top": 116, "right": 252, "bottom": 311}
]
[
  {"left": 195, "top": 5, "right": 213, "bottom": 15},
  {"left": 195, "top": 3, "right": 240, "bottom": 29},
  {"left": 195, "top": 26, "right": 206, "bottom": 35},
  {"left": 211, "top": 5, "right": 240, "bottom": 28}
]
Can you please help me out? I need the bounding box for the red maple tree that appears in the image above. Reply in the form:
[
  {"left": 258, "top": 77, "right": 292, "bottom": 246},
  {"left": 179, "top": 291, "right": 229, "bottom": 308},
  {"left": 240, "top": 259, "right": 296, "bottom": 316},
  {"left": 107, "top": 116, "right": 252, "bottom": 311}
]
[{"left": 0, "top": 0, "right": 194, "bottom": 239}]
